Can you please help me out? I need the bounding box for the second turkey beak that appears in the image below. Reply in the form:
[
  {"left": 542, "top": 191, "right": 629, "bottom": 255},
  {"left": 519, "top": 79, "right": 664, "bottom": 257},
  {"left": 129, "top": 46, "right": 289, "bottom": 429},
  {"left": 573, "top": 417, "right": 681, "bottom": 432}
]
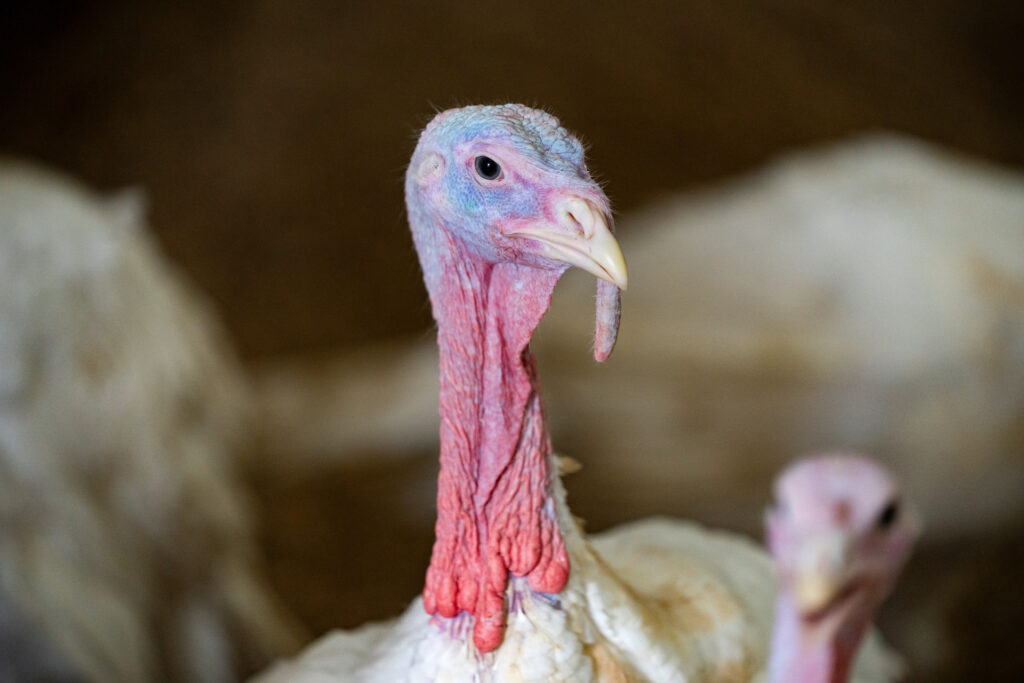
[
  {"left": 507, "top": 197, "right": 628, "bottom": 290},
  {"left": 792, "top": 533, "right": 854, "bottom": 616}
]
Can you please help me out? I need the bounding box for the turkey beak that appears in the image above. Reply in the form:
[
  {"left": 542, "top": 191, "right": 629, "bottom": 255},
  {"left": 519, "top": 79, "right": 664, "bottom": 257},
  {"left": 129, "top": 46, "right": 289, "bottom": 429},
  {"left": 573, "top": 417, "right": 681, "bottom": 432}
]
[
  {"left": 506, "top": 197, "right": 627, "bottom": 362},
  {"left": 506, "top": 197, "right": 628, "bottom": 290},
  {"left": 792, "top": 533, "right": 853, "bottom": 616}
]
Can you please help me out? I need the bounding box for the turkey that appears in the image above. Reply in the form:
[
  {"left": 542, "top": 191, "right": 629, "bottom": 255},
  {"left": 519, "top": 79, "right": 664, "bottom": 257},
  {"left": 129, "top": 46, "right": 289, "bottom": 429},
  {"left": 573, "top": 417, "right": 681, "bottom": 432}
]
[
  {"left": 0, "top": 160, "right": 305, "bottom": 682},
  {"left": 254, "top": 104, "right": 899, "bottom": 682},
  {"left": 766, "top": 454, "right": 917, "bottom": 683}
]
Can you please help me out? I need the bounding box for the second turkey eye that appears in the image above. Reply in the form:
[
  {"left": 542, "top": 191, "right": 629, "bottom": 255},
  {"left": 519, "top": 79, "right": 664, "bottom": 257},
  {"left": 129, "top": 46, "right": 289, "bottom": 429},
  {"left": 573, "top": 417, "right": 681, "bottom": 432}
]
[
  {"left": 474, "top": 156, "right": 501, "bottom": 180},
  {"left": 876, "top": 500, "right": 900, "bottom": 530}
]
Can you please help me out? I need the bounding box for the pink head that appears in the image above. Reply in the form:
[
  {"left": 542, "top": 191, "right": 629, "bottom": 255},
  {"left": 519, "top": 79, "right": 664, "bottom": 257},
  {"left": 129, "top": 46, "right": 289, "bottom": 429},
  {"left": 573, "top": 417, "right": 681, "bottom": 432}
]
[
  {"left": 766, "top": 453, "right": 918, "bottom": 682},
  {"left": 405, "top": 104, "right": 627, "bottom": 360}
]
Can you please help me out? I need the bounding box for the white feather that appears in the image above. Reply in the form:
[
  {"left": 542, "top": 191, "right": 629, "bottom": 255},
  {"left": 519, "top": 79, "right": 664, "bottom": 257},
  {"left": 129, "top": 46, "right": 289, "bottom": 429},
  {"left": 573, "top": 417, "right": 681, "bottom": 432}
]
[
  {"left": 0, "top": 160, "right": 305, "bottom": 682},
  {"left": 253, "top": 465, "right": 900, "bottom": 681}
]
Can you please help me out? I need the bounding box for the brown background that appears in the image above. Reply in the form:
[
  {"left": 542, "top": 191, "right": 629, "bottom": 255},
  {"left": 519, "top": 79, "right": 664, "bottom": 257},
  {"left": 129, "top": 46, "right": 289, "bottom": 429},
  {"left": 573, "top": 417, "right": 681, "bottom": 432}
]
[
  {"left": 3, "top": 0, "right": 1023, "bottom": 360},
  {"left": 3, "top": 2, "right": 1023, "bottom": 681}
]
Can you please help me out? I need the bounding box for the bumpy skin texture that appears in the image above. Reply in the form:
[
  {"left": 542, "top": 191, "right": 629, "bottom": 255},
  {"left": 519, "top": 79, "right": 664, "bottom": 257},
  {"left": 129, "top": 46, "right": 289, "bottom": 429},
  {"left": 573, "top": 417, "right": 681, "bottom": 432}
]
[
  {"left": 424, "top": 256, "right": 569, "bottom": 652},
  {"left": 405, "top": 105, "right": 619, "bottom": 651},
  {"left": 766, "top": 454, "right": 918, "bottom": 683}
]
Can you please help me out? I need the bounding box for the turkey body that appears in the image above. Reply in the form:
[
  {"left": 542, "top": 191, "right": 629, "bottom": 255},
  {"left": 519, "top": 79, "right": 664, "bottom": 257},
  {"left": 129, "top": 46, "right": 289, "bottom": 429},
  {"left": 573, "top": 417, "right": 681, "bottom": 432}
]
[
  {"left": 0, "top": 160, "right": 304, "bottom": 682},
  {"left": 255, "top": 468, "right": 899, "bottom": 682}
]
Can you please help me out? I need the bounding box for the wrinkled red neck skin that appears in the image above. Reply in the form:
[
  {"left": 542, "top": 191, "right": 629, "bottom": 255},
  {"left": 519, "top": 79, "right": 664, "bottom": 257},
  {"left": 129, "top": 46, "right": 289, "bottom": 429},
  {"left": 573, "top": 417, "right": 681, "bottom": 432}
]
[{"left": 421, "top": 233, "right": 569, "bottom": 653}]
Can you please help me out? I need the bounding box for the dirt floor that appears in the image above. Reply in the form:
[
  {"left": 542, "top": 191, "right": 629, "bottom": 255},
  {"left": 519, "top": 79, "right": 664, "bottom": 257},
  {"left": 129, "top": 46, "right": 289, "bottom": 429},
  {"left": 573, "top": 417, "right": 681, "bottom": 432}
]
[{"left": 3, "top": 2, "right": 1024, "bottom": 680}]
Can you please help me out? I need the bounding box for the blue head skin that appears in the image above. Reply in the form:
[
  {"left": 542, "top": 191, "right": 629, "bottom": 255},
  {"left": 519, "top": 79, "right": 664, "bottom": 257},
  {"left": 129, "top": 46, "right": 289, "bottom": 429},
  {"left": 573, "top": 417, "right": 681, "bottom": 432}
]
[{"left": 405, "top": 104, "right": 626, "bottom": 360}]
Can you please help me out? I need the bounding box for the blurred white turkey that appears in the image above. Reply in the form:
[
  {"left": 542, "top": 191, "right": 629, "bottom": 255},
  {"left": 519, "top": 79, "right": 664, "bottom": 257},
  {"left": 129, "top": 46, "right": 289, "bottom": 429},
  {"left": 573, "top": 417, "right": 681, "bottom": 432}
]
[
  {"left": 258, "top": 134, "right": 1024, "bottom": 541},
  {"left": 0, "top": 160, "right": 305, "bottom": 682}
]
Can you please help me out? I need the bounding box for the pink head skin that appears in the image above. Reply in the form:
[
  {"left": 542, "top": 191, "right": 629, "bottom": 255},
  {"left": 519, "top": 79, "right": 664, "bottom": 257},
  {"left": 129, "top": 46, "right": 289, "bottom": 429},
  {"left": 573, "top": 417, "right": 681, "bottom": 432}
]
[
  {"left": 405, "top": 105, "right": 627, "bottom": 652},
  {"left": 766, "top": 453, "right": 918, "bottom": 683}
]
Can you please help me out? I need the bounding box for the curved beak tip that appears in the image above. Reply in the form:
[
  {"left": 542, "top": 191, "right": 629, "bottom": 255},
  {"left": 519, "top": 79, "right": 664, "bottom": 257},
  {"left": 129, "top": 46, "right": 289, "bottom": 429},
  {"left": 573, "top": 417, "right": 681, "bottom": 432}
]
[
  {"left": 794, "top": 573, "right": 843, "bottom": 615},
  {"left": 590, "top": 226, "right": 628, "bottom": 290},
  {"left": 601, "top": 245, "right": 628, "bottom": 290},
  {"left": 507, "top": 199, "right": 628, "bottom": 290}
]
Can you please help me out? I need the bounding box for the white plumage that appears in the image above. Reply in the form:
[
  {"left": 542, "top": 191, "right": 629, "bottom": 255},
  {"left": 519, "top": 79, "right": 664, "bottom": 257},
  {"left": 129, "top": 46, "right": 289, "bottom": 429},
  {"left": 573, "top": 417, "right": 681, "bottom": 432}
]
[
  {"left": 0, "top": 160, "right": 304, "bottom": 682},
  {"left": 254, "top": 462, "right": 899, "bottom": 682}
]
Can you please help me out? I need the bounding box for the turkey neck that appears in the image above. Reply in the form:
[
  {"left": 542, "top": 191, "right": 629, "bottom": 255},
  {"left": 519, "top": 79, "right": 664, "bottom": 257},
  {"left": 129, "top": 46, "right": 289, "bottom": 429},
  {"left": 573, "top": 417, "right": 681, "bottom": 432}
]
[
  {"left": 420, "top": 228, "right": 570, "bottom": 652},
  {"left": 768, "top": 594, "right": 869, "bottom": 683}
]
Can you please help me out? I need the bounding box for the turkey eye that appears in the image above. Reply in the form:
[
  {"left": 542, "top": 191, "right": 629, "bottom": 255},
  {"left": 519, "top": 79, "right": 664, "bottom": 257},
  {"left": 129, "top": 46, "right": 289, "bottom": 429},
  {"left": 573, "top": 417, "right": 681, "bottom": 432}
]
[
  {"left": 876, "top": 500, "right": 900, "bottom": 530},
  {"left": 474, "top": 156, "right": 501, "bottom": 180}
]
